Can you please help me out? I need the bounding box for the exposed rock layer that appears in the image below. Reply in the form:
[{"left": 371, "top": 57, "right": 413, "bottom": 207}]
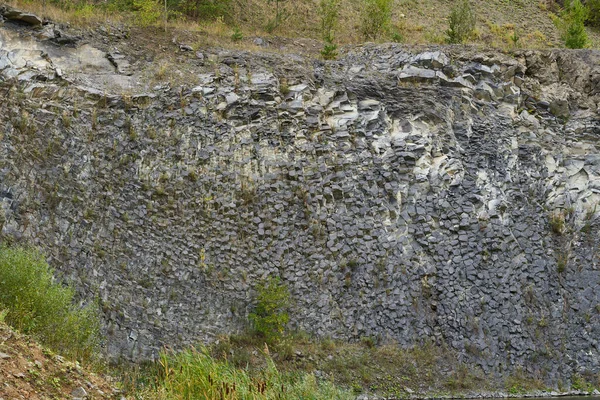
[{"left": 1, "top": 9, "right": 600, "bottom": 383}]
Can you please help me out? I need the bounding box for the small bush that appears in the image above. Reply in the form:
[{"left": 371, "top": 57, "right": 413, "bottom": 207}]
[
  {"left": 446, "top": 0, "right": 476, "bottom": 44},
  {"left": 231, "top": 27, "right": 243, "bottom": 42},
  {"left": 554, "top": 0, "right": 589, "bottom": 48},
  {"left": 360, "top": 0, "right": 393, "bottom": 40},
  {"left": 249, "top": 276, "right": 290, "bottom": 344},
  {"left": 133, "top": 0, "right": 162, "bottom": 26},
  {"left": 549, "top": 211, "right": 566, "bottom": 234},
  {"left": 588, "top": 0, "right": 600, "bottom": 27},
  {"left": 0, "top": 246, "right": 99, "bottom": 362},
  {"left": 320, "top": 0, "right": 340, "bottom": 59}
]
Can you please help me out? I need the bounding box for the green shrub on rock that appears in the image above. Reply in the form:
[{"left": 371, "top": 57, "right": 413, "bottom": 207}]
[{"left": 249, "top": 276, "right": 290, "bottom": 344}]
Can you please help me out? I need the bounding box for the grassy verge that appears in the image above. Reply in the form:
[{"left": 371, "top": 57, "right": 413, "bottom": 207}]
[
  {"left": 134, "top": 345, "right": 353, "bottom": 399},
  {"left": 5, "top": 0, "right": 600, "bottom": 51},
  {"left": 0, "top": 245, "right": 100, "bottom": 363}
]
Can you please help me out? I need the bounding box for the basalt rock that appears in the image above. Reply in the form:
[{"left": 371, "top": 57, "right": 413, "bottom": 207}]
[{"left": 0, "top": 18, "right": 600, "bottom": 385}]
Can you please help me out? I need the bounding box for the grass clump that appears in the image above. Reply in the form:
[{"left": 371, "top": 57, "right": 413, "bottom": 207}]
[
  {"left": 446, "top": 0, "right": 476, "bottom": 44},
  {"left": 0, "top": 246, "right": 100, "bottom": 362},
  {"left": 144, "top": 346, "right": 352, "bottom": 399},
  {"left": 549, "top": 211, "right": 566, "bottom": 235},
  {"left": 249, "top": 276, "right": 291, "bottom": 345}
]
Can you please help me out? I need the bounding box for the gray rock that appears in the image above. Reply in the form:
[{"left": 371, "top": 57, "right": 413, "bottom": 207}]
[
  {"left": 3, "top": 8, "right": 42, "bottom": 26},
  {"left": 549, "top": 99, "right": 569, "bottom": 118},
  {"left": 71, "top": 386, "right": 87, "bottom": 398}
]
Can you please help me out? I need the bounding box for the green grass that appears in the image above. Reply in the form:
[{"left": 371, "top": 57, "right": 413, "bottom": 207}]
[
  {"left": 137, "top": 346, "right": 353, "bottom": 400},
  {"left": 0, "top": 246, "right": 100, "bottom": 363}
]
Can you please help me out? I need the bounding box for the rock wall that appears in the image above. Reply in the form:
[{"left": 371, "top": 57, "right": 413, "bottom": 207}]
[{"left": 2, "top": 14, "right": 600, "bottom": 381}]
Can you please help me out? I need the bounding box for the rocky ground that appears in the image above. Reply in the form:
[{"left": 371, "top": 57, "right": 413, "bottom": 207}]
[{"left": 0, "top": 321, "right": 123, "bottom": 400}]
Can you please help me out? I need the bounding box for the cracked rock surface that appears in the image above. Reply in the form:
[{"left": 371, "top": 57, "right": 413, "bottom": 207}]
[{"left": 1, "top": 9, "right": 600, "bottom": 382}]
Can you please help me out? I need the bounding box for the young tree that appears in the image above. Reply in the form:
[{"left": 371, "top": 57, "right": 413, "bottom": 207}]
[
  {"left": 446, "top": 0, "right": 476, "bottom": 44},
  {"left": 360, "top": 0, "right": 393, "bottom": 40},
  {"left": 320, "top": 0, "right": 340, "bottom": 59},
  {"left": 559, "top": 0, "right": 589, "bottom": 48}
]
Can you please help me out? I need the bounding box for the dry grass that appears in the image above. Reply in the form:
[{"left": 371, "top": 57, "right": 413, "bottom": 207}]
[{"left": 6, "top": 0, "right": 600, "bottom": 50}]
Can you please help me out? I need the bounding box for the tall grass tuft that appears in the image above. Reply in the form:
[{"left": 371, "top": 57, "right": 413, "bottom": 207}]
[
  {"left": 0, "top": 246, "right": 100, "bottom": 362},
  {"left": 148, "top": 346, "right": 353, "bottom": 399}
]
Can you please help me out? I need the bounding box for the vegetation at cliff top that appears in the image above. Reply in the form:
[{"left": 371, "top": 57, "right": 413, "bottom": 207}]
[{"left": 5, "top": 0, "right": 600, "bottom": 52}]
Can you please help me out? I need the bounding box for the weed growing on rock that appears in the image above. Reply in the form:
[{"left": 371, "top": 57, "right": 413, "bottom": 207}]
[
  {"left": 549, "top": 211, "right": 566, "bottom": 234},
  {"left": 249, "top": 276, "right": 291, "bottom": 345}
]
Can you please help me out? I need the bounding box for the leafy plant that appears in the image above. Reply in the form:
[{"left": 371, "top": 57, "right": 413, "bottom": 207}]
[
  {"left": 249, "top": 276, "right": 291, "bottom": 344},
  {"left": 231, "top": 26, "right": 243, "bottom": 41},
  {"left": 133, "top": 0, "right": 162, "bottom": 26},
  {"left": 588, "top": 0, "right": 600, "bottom": 27},
  {"left": 554, "top": 0, "right": 589, "bottom": 48},
  {"left": 360, "top": 0, "right": 393, "bottom": 40},
  {"left": 320, "top": 0, "right": 340, "bottom": 59},
  {"left": 510, "top": 29, "right": 520, "bottom": 47},
  {"left": 446, "top": 0, "right": 476, "bottom": 44},
  {"left": 0, "top": 246, "right": 100, "bottom": 362}
]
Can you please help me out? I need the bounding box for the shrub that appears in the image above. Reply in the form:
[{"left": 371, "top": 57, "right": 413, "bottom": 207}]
[
  {"left": 320, "top": 0, "right": 340, "bottom": 59},
  {"left": 446, "top": 0, "right": 476, "bottom": 44},
  {"left": 588, "top": 0, "right": 600, "bottom": 27},
  {"left": 360, "top": 0, "right": 393, "bottom": 40},
  {"left": 554, "top": 0, "right": 589, "bottom": 48},
  {"left": 0, "top": 246, "right": 99, "bottom": 362},
  {"left": 249, "top": 276, "right": 290, "bottom": 344},
  {"left": 133, "top": 0, "right": 163, "bottom": 26}
]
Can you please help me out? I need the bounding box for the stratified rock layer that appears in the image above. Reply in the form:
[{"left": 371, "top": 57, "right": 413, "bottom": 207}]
[{"left": 1, "top": 13, "right": 600, "bottom": 382}]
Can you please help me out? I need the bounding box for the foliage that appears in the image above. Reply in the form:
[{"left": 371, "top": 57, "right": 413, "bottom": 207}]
[
  {"left": 133, "top": 0, "right": 163, "bottom": 26},
  {"left": 360, "top": 0, "right": 393, "bottom": 40},
  {"left": 249, "top": 276, "right": 291, "bottom": 344},
  {"left": 143, "top": 346, "right": 353, "bottom": 399},
  {"left": 264, "top": 0, "right": 289, "bottom": 32},
  {"left": 231, "top": 26, "right": 243, "bottom": 41},
  {"left": 0, "top": 246, "right": 100, "bottom": 362},
  {"left": 554, "top": 0, "right": 589, "bottom": 48},
  {"left": 320, "top": 0, "right": 340, "bottom": 59},
  {"left": 321, "top": 42, "right": 339, "bottom": 60},
  {"left": 588, "top": 0, "right": 600, "bottom": 27},
  {"left": 446, "top": 0, "right": 476, "bottom": 44}
]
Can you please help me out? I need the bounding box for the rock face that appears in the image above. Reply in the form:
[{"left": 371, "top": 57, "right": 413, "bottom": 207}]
[{"left": 1, "top": 19, "right": 600, "bottom": 382}]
